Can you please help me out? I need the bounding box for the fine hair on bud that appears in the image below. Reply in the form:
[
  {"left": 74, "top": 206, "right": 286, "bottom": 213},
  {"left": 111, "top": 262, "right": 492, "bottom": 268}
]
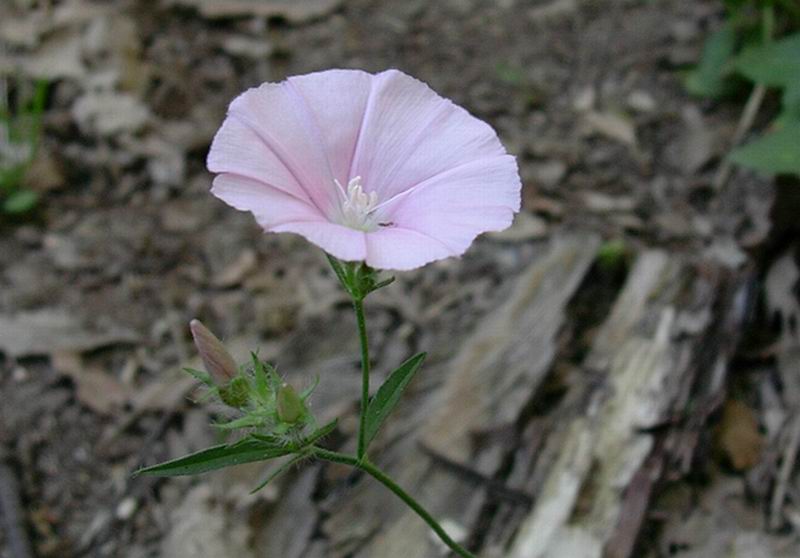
[{"left": 189, "top": 319, "right": 238, "bottom": 385}]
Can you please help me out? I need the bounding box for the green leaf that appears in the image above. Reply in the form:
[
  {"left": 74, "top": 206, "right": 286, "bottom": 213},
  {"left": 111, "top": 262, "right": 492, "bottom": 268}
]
[
  {"left": 779, "top": 79, "right": 800, "bottom": 122},
  {"left": 685, "top": 23, "right": 737, "bottom": 98},
  {"left": 3, "top": 189, "right": 38, "bottom": 214},
  {"left": 734, "top": 32, "right": 800, "bottom": 88},
  {"left": 729, "top": 122, "right": 800, "bottom": 175},
  {"left": 363, "top": 353, "right": 426, "bottom": 448},
  {"left": 133, "top": 436, "right": 292, "bottom": 477},
  {"left": 250, "top": 454, "right": 308, "bottom": 494}
]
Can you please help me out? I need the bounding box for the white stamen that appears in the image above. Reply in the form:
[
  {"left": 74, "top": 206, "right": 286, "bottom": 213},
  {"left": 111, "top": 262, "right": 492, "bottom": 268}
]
[{"left": 336, "top": 176, "right": 379, "bottom": 231}]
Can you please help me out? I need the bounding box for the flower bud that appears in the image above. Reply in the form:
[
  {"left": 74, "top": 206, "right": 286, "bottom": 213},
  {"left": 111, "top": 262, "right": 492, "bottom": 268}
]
[
  {"left": 189, "top": 319, "right": 238, "bottom": 384},
  {"left": 219, "top": 376, "right": 250, "bottom": 408},
  {"left": 276, "top": 382, "right": 304, "bottom": 424}
]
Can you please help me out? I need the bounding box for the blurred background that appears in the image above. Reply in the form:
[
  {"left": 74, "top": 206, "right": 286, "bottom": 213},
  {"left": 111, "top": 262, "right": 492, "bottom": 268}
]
[{"left": 1, "top": 0, "right": 799, "bottom": 557}]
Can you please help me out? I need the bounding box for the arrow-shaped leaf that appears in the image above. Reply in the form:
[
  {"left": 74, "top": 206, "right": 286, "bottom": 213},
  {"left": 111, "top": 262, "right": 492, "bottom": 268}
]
[
  {"left": 133, "top": 436, "right": 293, "bottom": 477},
  {"left": 364, "top": 353, "right": 426, "bottom": 448}
]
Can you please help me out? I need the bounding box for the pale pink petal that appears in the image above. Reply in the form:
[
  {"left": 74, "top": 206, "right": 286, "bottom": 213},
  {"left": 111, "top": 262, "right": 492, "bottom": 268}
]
[
  {"left": 365, "top": 227, "right": 455, "bottom": 271},
  {"left": 351, "top": 69, "right": 506, "bottom": 201},
  {"left": 207, "top": 117, "right": 313, "bottom": 205},
  {"left": 223, "top": 82, "right": 341, "bottom": 216},
  {"left": 211, "top": 174, "right": 323, "bottom": 228},
  {"left": 377, "top": 155, "right": 521, "bottom": 258},
  {"left": 285, "top": 70, "right": 373, "bottom": 186},
  {"left": 272, "top": 221, "right": 367, "bottom": 263}
]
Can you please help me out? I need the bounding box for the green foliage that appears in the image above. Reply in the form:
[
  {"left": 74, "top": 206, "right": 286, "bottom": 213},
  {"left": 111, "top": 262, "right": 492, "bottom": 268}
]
[
  {"left": 363, "top": 352, "right": 426, "bottom": 448},
  {"left": 686, "top": 23, "right": 738, "bottom": 98},
  {"left": 687, "top": 2, "right": 800, "bottom": 177},
  {"left": 135, "top": 420, "right": 337, "bottom": 478},
  {"left": 134, "top": 436, "right": 295, "bottom": 477},
  {"left": 729, "top": 121, "right": 800, "bottom": 173},
  {"left": 1, "top": 78, "right": 47, "bottom": 216},
  {"left": 596, "top": 239, "right": 629, "bottom": 273},
  {"left": 734, "top": 32, "right": 800, "bottom": 86}
]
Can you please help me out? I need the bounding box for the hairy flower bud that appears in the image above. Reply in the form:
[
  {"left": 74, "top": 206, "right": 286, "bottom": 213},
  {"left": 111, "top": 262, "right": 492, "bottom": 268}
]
[
  {"left": 218, "top": 376, "right": 250, "bottom": 408},
  {"left": 276, "top": 382, "right": 304, "bottom": 424},
  {"left": 189, "top": 319, "right": 238, "bottom": 385}
]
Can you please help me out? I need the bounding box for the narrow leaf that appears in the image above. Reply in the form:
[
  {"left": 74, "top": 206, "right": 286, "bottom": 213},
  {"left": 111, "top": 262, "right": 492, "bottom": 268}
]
[
  {"left": 250, "top": 454, "right": 308, "bottom": 494},
  {"left": 134, "top": 436, "right": 292, "bottom": 477},
  {"left": 302, "top": 419, "right": 338, "bottom": 448},
  {"left": 364, "top": 353, "right": 426, "bottom": 447}
]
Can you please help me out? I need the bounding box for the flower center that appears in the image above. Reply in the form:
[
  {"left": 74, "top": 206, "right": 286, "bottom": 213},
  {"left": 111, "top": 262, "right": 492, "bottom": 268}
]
[{"left": 336, "top": 176, "right": 379, "bottom": 231}]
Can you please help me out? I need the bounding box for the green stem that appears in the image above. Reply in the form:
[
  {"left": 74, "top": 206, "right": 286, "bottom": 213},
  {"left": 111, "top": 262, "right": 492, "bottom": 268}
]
[
  {"left": 314, "top": 448, "right": 477, "bottom": 558},
  {"left": 354, "top": 297, "right": 370, "bottom": 460}
]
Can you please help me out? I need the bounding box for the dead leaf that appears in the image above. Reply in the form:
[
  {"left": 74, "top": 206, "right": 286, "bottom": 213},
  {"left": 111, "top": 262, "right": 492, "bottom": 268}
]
[
  {"left": 22, "top": 30, "right": 87, "bottom": 80},
  {"left": 584, "top": 111, "right": 637, "bottom": 146},
  {"left": 0, "top": 310, "right": 140, "bottom": 358},
  {"left": 168, "top": 0, "right": 343, "bottom": 23},
  {"left": 52, "top": 351, "right": 131, "bottom": 415},
  {"left": 717, "top": 400, "right": 764, "bottom": 471},
  {"left": 765, "top": 251, "right": 800, "bottom": 347},
  {"left": 72, "top": 91, "right": 150, "bottom": 136}
]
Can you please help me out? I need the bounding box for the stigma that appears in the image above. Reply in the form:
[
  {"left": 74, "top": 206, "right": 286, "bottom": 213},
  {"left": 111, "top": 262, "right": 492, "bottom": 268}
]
[{"left": 336, "top": 176, "right": 379, "bottom": 231}]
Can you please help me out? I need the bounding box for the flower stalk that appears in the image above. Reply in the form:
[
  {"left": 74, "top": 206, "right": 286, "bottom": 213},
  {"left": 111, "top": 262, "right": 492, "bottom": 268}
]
[{"left": 313, "top": 447, "right": 477, "bottom": 558}]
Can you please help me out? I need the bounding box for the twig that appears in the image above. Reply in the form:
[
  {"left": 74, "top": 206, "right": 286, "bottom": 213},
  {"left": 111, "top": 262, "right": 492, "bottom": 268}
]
[
  {"left": 0, "top": 450, "right": 36, "bottom": 558},
  {"left": 770, "top": 413, "right": 800, "bottom": 530},
  {"left": 712, "top": 84, "right": 766, "bottom": 192},
  {"left": 418, "top": 443, "right": 533, "bottom": 508}
]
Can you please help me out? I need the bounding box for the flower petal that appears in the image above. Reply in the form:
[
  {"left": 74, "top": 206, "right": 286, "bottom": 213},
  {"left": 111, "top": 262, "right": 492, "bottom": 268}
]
[
  {"left": 211, "top": 174, "right": 324, "bottom": 228},
  {"left": 272, "top": 220, "right": 367, "bottom": 263},
  {"left": 221, "top": 82, "right": 343, "bottom": 216},
  {"left": 285, "top": 70, "right": 373, "bottom": 186},
  {"left": 379, "top": 154, "right": 521, "bottom": 257},
  {"left": 207, "top": 117, "right": 314, "bottom": 205},
  {"left": 351, "top": 69, "right": 507, "bottom": 201},
  {"left": 365, "top": 227, "right": 455, "bottom": 271}
]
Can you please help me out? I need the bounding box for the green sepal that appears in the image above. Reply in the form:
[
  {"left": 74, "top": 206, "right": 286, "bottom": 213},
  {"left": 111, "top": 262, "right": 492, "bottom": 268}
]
[
  {"left": 184, "top": 367, "right": 215, "bottom": 388},
  {"left": 218, "top": 376, "right": 250, "bottom": 408},
  {"left": 364, "top": 353, "right": 426, "bottom": 448},
  {"left": 133, "top": 435, "right": 293, "bottom": 477},
  {"left": 211, "top": 413, "right": 270, "bottom": 430}
]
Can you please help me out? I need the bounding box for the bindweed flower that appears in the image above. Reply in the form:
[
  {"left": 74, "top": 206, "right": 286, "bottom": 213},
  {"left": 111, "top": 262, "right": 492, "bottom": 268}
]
[
  {"left": 189, "top": 319, "right": 238, "bottom": 385},
  {"left": 207, "top": 69, "right": 521, "bottom": 271}
]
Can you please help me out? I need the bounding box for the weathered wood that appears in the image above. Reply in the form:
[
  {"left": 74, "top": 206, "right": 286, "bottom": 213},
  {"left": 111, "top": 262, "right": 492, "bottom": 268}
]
[{"left": 500, "top": 251, "right": 749, "bottom": 558}]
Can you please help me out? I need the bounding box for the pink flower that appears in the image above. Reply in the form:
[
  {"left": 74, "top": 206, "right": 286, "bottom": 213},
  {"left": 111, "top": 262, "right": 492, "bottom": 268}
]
[{"left": 207, "top": 69, "right": 521, "bottom": 271}]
